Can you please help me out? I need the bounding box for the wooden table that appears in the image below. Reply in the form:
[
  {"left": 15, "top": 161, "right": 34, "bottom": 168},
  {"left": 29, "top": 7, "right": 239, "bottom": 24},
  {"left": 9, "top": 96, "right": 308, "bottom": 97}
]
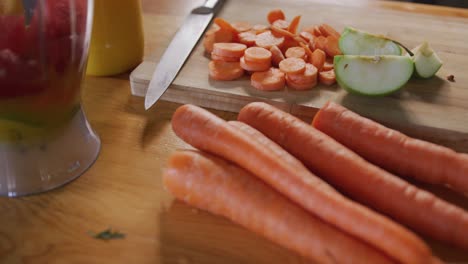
[{"left": 1, "top": 1, "right": 467, "bottom": 263}]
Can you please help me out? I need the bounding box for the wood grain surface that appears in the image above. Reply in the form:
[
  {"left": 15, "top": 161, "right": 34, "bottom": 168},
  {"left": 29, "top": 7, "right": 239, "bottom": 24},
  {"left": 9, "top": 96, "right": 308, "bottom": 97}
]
[{"left": 0, "top": 1, "right": 467, "bottom": 264}]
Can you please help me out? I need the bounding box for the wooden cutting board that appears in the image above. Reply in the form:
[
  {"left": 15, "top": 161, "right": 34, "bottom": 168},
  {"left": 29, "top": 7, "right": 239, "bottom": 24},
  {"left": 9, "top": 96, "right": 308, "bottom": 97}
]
[{"left": 130, "top": 0, "right": 468, "bottom": 150}]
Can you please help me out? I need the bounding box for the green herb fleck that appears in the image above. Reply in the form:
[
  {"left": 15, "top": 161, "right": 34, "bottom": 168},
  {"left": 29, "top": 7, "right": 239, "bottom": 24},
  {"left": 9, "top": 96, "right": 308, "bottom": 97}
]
[{"left": 88, "top": 228, "right": 126, "bottom": 240}]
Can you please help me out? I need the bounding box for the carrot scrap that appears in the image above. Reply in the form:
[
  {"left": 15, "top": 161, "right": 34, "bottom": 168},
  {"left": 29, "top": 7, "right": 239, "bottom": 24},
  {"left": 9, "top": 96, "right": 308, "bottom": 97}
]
[{"left": 287, "top": 15, "right": 301, "bottom": 34}]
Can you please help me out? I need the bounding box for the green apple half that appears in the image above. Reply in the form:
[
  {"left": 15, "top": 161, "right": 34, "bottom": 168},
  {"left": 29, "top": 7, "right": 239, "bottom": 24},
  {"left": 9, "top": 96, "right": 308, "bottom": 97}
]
[
  {"left": 411, "top": 41, "right": 443, "bottom": 78},
  {"left": 339, "top": 27, "right": 402, "bottom": 56},
  {"left": 334, "top": 55, "right": 414, "bottom": 96}
]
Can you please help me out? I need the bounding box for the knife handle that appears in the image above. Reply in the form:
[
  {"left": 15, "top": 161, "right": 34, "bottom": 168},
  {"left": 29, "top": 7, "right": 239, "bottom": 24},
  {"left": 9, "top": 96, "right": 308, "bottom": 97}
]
[{"left": 193, "top": 0, "right": 223, "bottom": 14}]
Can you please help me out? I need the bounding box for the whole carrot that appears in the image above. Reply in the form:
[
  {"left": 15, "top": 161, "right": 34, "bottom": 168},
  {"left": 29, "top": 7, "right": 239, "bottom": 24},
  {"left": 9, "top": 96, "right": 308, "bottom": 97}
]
[
  {"left": 164, "top": 150, "right": 396, "bottom": 264},
  {"left": 238, "top": 102, "right": 468, "bottom": 251},
  {"left": 312, "top": 101, "right": 468, "bottom": 195},
  {"left": 228, "top": 121, "right": 306, "bottom": 167},
  {"left": 172, "top": 104, "right": 433, "bottom": 264}
]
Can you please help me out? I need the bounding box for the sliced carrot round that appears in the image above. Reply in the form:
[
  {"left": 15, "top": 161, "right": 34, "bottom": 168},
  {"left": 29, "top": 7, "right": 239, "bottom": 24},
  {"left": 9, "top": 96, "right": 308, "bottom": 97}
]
[
  {"left": 272, "top": 19, "right": 290, "bottom": 30},
  {"left": 279, "top": 57, "right": 306, "bottom": 74},
  {"left": 251, "top": 68, "right": 286, "bottom": 91},
  {"left": 313, "top": 26, "right": 322, "bottom": 36},
  {"left": 287, "top": 63, "right": 318, "bottom": 84},
  {"left": 319, "top": 23, "right": 340, "bottom": 39},
  {"left": 214, "top": 17, "right": 236, "bottom": 33},
  {"left": 204, "top": 26, "right": 233, "bottom": 53},
  {"left": 286, "top": 75, "right": 317, "bottom": 90},
  {"left": 301, "top": 26, "right": 315, "bottom": 35},
  {"left": 204, "top": 26, "right": 235, "bottom": 53},
  {"left": 240, "top": 56, "right": 271, "bottom": 72},
  {"left": 319, "top": 69, "right": 336, "bottom": 86},
  {"left": 325, "top": 36, "right": 342, "bottom": 57},
  {"left": 255, "top": 31, "right": 285, "bottom": 49},
  {"left": 244, "top": 47, "right": 272, "bottom": 64},
  {"left": 211, "top": 53, "right": 241, "bottom": 62},
  {"left": 209, "top": 60, "right": 244, "bottom": 81},
  {"left": 215, "top": 28, "right": 235, "bottom": 43},
  {"left": 208, "top": 24, "right": 220, "bottom": 33},
  {"left": 212, "top": 43, "right": 247, "bottom": 58},
  {"left": 323, "top": 57, "right": 334, "bottom": 71},
  {"left": 311, "top": 48, "right": 326, "bottom": 72},
  {"left": 269, "top": 45, "right": 285, "bottom": 66},
  {"left": 299, "top": 42, "right": 314, "bottom": 63},
  {"left": 313, "top": 36, "right": 327, "bottom": 51},
  {"left": 252, "top": 24, "right": 269, "bottom": 34},
  {"left": 203, "top": 31, "right": 216, "bottom": 53},
  {"left": 238, "top": 31, "right": 257, "bottom": 46},
  {"left": 267, "top": 9, "right": 285, "bottom": 24},
  {"left": 281, "top": 38, "right": 301, "bottom": 54},
  {"left": 285, "top": 47, "right": 306, "bottom": 60},
  {"left": 299, "top": 31, "right": 314, "bottom": 42},
  {"left": 271, "top": 26, "right": 296, "bottom": 39},
  {"left": 232, "top": 21, "right": 252, "bottom": 33}
]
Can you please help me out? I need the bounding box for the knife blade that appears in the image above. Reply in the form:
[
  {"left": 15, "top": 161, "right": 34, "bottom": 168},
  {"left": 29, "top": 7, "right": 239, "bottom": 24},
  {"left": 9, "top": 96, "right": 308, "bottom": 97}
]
[{"left": 144, "top": 0, "right": 224, "bottom": 110}]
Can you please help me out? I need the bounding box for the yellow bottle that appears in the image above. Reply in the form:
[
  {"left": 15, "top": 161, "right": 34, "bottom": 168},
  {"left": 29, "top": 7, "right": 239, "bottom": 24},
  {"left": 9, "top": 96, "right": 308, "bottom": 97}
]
[
  {"left": 0, "top": 0, "right": 23, "bottom": 15},
  {"left": 86, "top": 0, "right": 144, "bottom": 76}
]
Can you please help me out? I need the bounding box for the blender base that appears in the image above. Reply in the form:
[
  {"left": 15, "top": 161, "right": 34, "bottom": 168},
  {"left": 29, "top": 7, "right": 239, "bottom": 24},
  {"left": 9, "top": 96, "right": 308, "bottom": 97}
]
[{"left": 0, "top": 107, "right": 101, "bottom": 197}]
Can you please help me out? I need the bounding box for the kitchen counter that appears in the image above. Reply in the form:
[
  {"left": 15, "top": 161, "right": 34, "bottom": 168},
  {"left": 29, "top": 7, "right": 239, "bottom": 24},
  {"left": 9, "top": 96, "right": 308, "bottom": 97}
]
[{"left": 0, "top": 1, "right": 467, "bottom": 263}]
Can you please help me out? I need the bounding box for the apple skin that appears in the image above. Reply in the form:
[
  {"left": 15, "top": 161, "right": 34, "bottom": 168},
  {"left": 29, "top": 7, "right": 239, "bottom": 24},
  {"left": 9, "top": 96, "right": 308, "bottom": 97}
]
[
  {"left": 334, "top": 55, "right": 414, "bottom": 97},
  {"left": 410, "top": 42, "right": 443, "bottom": 79}
]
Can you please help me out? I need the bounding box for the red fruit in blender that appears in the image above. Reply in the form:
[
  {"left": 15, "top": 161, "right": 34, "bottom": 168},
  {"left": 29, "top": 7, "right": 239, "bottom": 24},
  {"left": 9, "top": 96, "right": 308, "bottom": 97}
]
[
  {"left": 0, "top": 50, "right": 45, "bottom": 98},
  {"left": 0, "top": 16, "right": 27, "bottom": 54},
  {"left": 29, "top": 0, "right": 87, "bottom": 38},
  {"left": 26, "top": 0, "right": 87, "bottom": 72},
  {"left": 47, "top": 38, "right": 72, "bottom": 74}
]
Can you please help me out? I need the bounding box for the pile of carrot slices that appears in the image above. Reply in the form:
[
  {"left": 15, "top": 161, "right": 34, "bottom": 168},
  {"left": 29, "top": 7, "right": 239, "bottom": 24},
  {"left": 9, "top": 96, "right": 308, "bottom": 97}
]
[
  {"left": 164, "top": 102, "right": 468, "bottom": 264},
  {"left": 204, "top": 9, "right": 340, "bottom": 91}
]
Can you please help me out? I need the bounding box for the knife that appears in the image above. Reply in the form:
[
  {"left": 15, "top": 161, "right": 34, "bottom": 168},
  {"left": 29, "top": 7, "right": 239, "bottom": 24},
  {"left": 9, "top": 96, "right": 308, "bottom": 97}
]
[{"left": 144, "top": 0, "right": 225, "bottom": 110}]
